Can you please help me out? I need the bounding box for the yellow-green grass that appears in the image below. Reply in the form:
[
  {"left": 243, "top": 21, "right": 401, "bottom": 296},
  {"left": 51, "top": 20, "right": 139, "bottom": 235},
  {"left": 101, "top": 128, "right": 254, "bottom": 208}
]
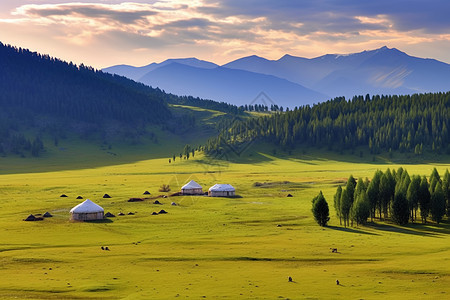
[{"left": 0, "top": 151, "right": 449, "bottom": 299}]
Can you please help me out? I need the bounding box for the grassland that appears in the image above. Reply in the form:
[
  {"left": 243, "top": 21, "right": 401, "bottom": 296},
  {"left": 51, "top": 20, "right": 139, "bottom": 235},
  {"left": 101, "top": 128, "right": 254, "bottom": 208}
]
[{"left": 0, "top": 147, "right": 450, "bottom": 299}]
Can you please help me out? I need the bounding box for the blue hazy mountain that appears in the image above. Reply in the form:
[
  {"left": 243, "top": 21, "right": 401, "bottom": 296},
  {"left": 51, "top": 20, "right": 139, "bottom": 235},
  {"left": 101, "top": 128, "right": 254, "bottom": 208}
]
[
  {"left": 104, "top": 59, "right": 326, "bottom": 107},
  {"left": 137, "top": 63, "right": 325, "bottom": 107},
  {"left": 104, "top": 46, "right": 450, "bottom": 106},
  {"left": 103, "top": 58, "right": 218, "bottom": 81},
  {"left": 224, "top": 46, "right": 450, "bottom": 98}
]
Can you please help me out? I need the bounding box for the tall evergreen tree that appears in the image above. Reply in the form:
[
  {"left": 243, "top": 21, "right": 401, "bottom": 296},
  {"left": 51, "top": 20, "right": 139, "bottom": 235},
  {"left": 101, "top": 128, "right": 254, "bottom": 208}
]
[
  {"left": 334, "top": 186, "right": 342, "bottom": 225},
  {"left": 379, "top": 169, "right": 395, "bottom": 220},
  {"left": 443, "top": 169, "right": 450, "bottom": 217},
  {"left": 367, "top": 170, "right": 382, "bottom": 221},
  {"left": 354, "top": 177, "right": 367, "bottom": 200},
  {"left": 391, "top": 191, "right": 410, "bottom": 225},
  {"left": 406, "top": 175, "right": 421, "bottom": 222},
  {"left": 418, "top": 176, "right": 431, "bottom": 224},
  {"left": 351, "top": 191, "right": 371, "bottom": 226},
  {"left": 430, "top": 182, "right": 446, "bottom": 224},
  {"left": 312, "top": 191, "right": 330, "bottom": 227},
  {"left": 340, "top": 188, "right": 352, "bottom": 227}
]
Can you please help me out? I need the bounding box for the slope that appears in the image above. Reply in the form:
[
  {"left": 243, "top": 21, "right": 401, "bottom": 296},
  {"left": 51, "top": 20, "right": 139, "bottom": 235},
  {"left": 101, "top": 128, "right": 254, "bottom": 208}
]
[{"left": 0, "top": 42, "right": 240, "bottom": 166}]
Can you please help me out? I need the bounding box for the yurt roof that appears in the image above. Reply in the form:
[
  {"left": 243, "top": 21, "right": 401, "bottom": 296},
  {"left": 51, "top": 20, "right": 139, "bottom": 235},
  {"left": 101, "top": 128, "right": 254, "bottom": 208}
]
[
  {"left": 181, "top": 180, "right": 202, "bottom": 190},
  {"left": 70, "top": 199, "right": 104, "bottom": 213},
  {"left": 208, "top": 184, "right": 235, "bottom": 192}
]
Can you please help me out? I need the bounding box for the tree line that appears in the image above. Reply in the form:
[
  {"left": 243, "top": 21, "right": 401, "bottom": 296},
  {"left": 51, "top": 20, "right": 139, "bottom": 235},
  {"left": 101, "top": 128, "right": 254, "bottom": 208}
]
[
  {"left": 332, "top": 168, "right": 450, "bottom": 227},
  {"left": 203, "top": 93, "right": 450, "bottom": 155}
]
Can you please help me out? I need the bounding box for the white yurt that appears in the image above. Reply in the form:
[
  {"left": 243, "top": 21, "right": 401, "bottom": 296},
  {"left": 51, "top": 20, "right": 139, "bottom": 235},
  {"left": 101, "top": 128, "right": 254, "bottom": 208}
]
[
  {"left": 208, "top": 184, "right": 236, "bottom": 197},
  {"left": 181, "top": 180, "right": 204, "bottom": 195},
  {"left": 70, "top": 199, "right": 104, "bottom": 221}
]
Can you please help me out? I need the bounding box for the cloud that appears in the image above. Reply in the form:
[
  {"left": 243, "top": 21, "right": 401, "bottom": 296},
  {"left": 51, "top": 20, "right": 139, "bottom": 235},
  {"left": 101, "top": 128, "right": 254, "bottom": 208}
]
[
  {"left": 12, "top": 2, "right": 157, "bottom": 24},
  {"left": 0, "top": 0, "right": 449, "bottom": 67}
]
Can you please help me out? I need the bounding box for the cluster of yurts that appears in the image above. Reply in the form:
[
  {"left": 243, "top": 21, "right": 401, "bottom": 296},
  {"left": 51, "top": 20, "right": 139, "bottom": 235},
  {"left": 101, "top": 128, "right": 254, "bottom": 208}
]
[{"left": 70, "top": 180, "right": 235, "bottom": 221}]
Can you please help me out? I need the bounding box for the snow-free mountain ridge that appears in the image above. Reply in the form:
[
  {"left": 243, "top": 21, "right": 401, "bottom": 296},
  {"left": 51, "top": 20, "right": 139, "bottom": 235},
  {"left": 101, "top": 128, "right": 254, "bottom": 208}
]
[{"left": 104, "top": 46, "right": 450, "bottom": 107}]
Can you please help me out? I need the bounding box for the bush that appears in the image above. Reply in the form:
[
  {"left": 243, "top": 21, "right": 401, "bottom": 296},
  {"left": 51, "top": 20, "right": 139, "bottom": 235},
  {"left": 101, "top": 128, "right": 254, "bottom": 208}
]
[{"left": 159, "top": 184, "right": 171, "bottom": 192}]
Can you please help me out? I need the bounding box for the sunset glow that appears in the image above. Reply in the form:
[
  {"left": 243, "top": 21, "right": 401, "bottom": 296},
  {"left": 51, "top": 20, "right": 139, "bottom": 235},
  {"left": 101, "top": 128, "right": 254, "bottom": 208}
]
[{"left": 1, "top": 0, "right": 449, "bottom": 67}]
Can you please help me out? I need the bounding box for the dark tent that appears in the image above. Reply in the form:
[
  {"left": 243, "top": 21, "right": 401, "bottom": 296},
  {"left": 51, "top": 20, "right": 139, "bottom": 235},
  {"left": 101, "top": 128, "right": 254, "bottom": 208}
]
[{"left": 24, "top": 214, "right": 36, "bottom": 221}]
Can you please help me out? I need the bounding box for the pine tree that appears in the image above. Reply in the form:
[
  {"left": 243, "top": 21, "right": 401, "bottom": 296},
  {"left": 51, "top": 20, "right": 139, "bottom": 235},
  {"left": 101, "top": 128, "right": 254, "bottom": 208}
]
[
  {"left": 443, "top": 169, "right": 450, "bottom": 216},
  {"left": 418, "top": 176, "right": 431, "bottom": 224},
  {"left": 351, "top": 191, "right": 370, "bottom": 226},
  {"left": 340, "top": 188, "right": 352, "bottom": 227},
  {"left": 430, "top": 182, "right": 446, "bottom": 224},
  {"left": 367, "top": 170, "right": 382, "bottom": 221},
  {"left": 391, "top": 191, "right": 409, "bottom": 225},
  {"left": 334, "top": 186, "right": 342, "bottom": 225},
  {"left": 312, "top": 191, "right": 330, "bottom": 227},
  {"left": 406, "top": 175, "right": 421, "bottom": 222},
  {"left": 379, "top": 169, "right": 395, "bottom": 220}
]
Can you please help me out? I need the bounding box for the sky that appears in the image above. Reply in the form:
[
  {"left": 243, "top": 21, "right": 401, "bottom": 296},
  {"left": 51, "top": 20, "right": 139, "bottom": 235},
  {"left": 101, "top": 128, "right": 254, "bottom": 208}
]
[{"left": 1, "top": 0, "right": 450, "bottom": 68}]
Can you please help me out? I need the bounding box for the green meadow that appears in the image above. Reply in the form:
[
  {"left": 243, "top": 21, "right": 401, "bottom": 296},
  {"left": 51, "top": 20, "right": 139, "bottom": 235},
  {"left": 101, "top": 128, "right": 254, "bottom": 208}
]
[{"left": 1, "top": 147, "right": 450, "bottom": 299}]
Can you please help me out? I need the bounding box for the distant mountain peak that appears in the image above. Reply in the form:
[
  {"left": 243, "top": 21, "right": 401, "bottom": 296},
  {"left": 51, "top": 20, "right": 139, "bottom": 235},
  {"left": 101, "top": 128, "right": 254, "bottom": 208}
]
[{"left": 104, "top": 46, "right": 450, "bottom": 106}]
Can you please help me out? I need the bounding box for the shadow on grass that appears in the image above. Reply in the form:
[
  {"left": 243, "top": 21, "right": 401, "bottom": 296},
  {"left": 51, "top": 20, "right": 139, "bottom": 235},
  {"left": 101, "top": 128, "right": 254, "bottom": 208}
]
[
  {"left": 365, "top": 223, "right": 443, "bottom": 237},
  {"left": 327, "top": 225, "right": 379, "bottom": 235},
  {"left": 85, "top": 218, "right": 114, "bottom": 223}
]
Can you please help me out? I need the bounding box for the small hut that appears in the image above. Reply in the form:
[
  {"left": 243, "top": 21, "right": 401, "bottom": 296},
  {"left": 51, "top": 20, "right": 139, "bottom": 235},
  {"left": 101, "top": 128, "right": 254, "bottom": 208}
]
[
  {"left": 181, "top": 180, "right": 203, "bottom": 195},
  {"left": 208, "top": 184, "right": 236, "bottom": 197},
  {"left": 70, "top": 199, "right": 104, "bottom": 221}
]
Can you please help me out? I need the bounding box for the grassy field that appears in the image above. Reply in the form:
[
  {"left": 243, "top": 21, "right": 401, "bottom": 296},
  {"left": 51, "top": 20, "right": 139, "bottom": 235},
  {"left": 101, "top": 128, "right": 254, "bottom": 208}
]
[{"left": 0, "top": 147, "right": 450, "bottom": 299}]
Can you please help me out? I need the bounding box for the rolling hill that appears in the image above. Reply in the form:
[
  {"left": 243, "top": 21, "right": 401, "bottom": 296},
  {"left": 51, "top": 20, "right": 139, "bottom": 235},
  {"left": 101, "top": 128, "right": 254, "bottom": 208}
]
[{"left": 0, "top": 42, "right": 237, "bottom": 160}]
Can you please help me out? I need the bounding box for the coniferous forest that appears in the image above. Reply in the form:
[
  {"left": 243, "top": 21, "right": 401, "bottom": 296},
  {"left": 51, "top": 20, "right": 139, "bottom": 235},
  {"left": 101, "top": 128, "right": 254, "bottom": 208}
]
[
  {"left": 0, "top": 42, "right": 249, "bottom": 157},
  {"left": 333, "top": 167, "right": 450, "bottom": 227},
  {"left": 204, "top": 94, "right": 450, "bottom": 155}
]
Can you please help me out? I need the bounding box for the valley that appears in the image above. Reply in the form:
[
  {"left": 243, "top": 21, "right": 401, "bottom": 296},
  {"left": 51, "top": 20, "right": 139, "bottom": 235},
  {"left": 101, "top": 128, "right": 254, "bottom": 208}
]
[{"left": 1, "top": 147, "right": 449, "bottom": 299}]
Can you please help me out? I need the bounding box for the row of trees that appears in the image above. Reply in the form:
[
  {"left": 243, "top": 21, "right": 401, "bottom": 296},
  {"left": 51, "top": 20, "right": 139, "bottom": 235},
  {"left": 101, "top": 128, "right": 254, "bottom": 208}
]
[
  {"left": 333, "top": 168, "right": 450, "bottom": 226},
  {"left": 204, "top": 93, "right": 450, "bottom": 155}
]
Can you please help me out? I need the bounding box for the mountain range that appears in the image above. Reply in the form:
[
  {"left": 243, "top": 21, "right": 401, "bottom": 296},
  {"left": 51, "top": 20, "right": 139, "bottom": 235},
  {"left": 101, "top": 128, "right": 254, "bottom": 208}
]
[{"left": 104, "top": 46, "right": 450, "bottom": 108}]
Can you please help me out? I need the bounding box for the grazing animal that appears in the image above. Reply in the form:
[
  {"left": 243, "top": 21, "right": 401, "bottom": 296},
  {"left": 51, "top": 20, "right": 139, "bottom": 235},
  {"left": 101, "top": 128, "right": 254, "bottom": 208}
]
[
  {"left": 101, "top": 246, "right": 104, "bottom": 250},
  {"left": 288, "top": 276, "right": 293, "bottom": 282},
  {"left": 336, "top": 279, "right": 340, "bottom": 285},
  {"left": 105, "top": 247, "right": 110, "bottom": 251},
  {"left": 330, "top": 248, "right": 338, "bottom": 253}
]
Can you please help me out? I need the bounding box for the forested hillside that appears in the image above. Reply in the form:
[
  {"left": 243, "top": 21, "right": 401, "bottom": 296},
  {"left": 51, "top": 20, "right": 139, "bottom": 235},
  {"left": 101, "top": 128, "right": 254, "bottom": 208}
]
[
  {"left": 0, "top": 43, "right": 172, "bottom": 123},
  {"left": 204, "top": 93, "right": 450, "bottom": 155},
  {"left": 0, "top": 42, "right": 175, "bottom": 156}
]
